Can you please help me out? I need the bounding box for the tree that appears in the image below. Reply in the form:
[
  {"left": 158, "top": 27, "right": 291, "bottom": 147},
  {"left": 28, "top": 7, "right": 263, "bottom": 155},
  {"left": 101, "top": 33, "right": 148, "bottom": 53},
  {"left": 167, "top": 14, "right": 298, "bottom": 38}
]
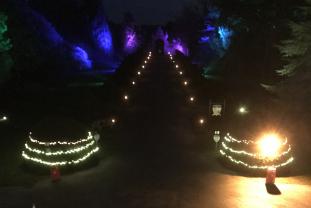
[
  {"left": 277, "top": 1, "right": 311, "bottom": 76},
  {"left": 0, "top": 13, "right": 12, "bottom": 52},
  {"left": 220, "top": 133, "right": 294, "bottom": 172},
  {"left": 0, "top": 12, "right": 13, "bottom": 83}
]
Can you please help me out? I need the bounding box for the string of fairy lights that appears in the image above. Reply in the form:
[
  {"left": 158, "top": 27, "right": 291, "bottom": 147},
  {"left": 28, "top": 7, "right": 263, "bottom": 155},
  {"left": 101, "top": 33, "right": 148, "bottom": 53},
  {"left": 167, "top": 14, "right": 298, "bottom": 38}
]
[
  {"left": 22, "top": 132, "right": 100, "bottom": 166},
  {"left": 219, "top": 133, "right": 294, "bottom": 169}
]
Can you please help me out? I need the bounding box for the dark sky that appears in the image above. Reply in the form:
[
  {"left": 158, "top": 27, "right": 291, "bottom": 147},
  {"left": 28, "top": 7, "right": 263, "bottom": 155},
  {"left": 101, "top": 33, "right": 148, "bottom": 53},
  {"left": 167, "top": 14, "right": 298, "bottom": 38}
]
[{"left": 102, "top": 0, "right": 192, "bottom": 24}]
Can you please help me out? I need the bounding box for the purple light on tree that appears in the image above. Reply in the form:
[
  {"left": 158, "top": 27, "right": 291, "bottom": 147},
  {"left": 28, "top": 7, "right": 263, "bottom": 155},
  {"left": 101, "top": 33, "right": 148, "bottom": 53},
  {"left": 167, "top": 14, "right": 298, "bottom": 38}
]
[
  {"left": 152, "top": 27, "right": 189, "bottom": 56},
  {"left": 124, "top": 27, "right": 138, "bottom": 54},
  {"left": 166, "top": 39, "right": 189, "bottom": 56}
]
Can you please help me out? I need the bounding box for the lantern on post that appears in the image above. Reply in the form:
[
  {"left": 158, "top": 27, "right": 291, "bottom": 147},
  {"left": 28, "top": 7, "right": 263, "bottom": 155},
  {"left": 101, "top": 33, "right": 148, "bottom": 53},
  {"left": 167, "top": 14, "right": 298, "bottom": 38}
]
[
  {"left": 51, "top": 166, "right": 61, "bottom": 182},
  {"left": 213, "top": 131, "right": 221, "bottom": 149}
]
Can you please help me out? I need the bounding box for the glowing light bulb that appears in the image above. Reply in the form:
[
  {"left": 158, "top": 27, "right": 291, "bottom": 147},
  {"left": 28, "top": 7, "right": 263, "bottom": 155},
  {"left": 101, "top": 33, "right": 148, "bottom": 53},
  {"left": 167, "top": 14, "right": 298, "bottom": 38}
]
[
  {"left": 124, "top": 95, "right": 129, "bottom": 100},
  {"left": 132, "top": 81, "right": 136, "bottom": 85},
  {"left": 142, "top": 65, "right": 145, "bottom": 69},
  {"left": 147, "top": 57, "right": 150, "bottom": 60},
  {"left": 179, "top": 71, "right": 183, "bottom": 75},
  {"left": 190, "top": 96, "right": 195, "bottom": 102},
  {"left": 144, "top": 61, "right": 147, "bottom": 64},
  {"left": 137, "top": 71, "right": 141, "bottom": 75},
  {"left": 176, "top": 65, "right": 179, "bottom": 68},
  {"left": 3, "top": 116, "right": 7, "bottom": 120},
  {"left": 199, "top": 118, "right": 205, "bottom": 125},
  {"left": 239, "top": 106, "right": 247, "bottom": 114},
  {"left": 258, "top": 133, "right": 282, "bottom": 159},
  {"left": 184, "top": 81, "right": 188, "bottom": 86}
]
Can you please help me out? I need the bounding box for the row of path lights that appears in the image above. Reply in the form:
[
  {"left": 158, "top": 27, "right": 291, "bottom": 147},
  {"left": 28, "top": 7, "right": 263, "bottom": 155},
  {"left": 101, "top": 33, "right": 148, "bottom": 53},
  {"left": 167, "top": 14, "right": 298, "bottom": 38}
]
[
  {"left": 167, "top": 52, "right": 205, "bottom": 126},
  {"left": 115, "top": 51, "right": 153, "bottom": 124}
]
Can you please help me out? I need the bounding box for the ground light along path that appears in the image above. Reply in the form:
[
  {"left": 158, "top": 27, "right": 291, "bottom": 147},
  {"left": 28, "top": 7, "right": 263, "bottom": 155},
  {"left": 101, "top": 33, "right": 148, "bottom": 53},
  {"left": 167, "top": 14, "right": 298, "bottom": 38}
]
[{"left": 12, "top": 51, "right": 311, "bottom": 208}]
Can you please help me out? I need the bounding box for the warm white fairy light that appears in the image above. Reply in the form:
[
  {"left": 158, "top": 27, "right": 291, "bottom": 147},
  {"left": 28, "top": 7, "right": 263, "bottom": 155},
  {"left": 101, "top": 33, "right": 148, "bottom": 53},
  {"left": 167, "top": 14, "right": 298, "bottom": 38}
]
[
  {"left": 132, "top": 81, "right": 136, "bottom": 85},
  {"left": 220, "top": 149, "right": 294, "bottom": 169},
  {"left": 179, "top": 71, "right": 183, "bottom": 75},
  {"left": 142, "top": 65, "right": 145, "bottom": 69},
  {"left": 183, "top": 81, "right": 188, "bottom": 86},
  {"left": 144, "top": 60, "right": 147, "bottom": 64},
  {"left": 111, "top": 118, "right": 116, "bottom": 124},
  {"left": 190, "top": 96, "right": 195, "bottom": 102},
  {"left": 29, "top": 132, "right": 93, "bottom": 146},
  {"left": 137, "top": 71, "right": 141, "bottom": 75},
  {"left": 25, "top": 140, "right": 96, "bottom": 156},
  {"left": 22, "top": 147, "right": 99, "bottom": 166},
  {"left": 22, "top": 131, "right": 100, "bottom": 166},
  {"left": 175, "top": 65, "right": 179, "bottom": 68},
  {"left": 147, "top": 57, "right": 150, "bottom": 60}
]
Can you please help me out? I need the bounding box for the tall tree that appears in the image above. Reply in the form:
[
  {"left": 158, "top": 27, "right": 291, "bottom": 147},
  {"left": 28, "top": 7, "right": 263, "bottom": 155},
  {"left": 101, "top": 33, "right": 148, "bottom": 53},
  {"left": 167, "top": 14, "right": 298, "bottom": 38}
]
[
  {"left": 277, "top": 0, "right": 311, "bottom": 76},
  {"left": 273, "top": 1, "right": 311, "bottom": 112},
  {"left": 0, "top": 12, "right": 13, "bottom": 83},
  {"left": 0, "top": 13, "right": 12, "bottom": 52}
]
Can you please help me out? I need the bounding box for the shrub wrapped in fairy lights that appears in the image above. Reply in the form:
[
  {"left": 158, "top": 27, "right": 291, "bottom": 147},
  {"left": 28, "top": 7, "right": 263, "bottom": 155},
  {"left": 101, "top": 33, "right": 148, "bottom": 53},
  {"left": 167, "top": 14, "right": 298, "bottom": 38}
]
[
  {"left": 22, "top": 118, "right": 99, "bottom": 167},
  {"left": 219, "top": 133, "right": 294, "bottom": 170}
]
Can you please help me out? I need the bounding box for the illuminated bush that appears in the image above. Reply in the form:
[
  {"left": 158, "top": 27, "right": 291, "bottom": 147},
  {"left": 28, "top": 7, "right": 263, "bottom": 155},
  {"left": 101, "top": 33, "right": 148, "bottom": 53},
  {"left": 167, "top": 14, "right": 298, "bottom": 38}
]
[
  {"left": 219, "top": 133, "right": 294, "bottom": 171},
  {"left": 22, "top": 118, "right": 100, "bottom": 167}
]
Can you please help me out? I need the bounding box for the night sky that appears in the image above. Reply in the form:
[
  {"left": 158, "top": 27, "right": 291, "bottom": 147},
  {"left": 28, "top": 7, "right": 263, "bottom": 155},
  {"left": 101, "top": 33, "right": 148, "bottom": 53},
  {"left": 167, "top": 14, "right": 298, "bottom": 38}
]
[{"left": 102, "top": 0, "right": 192, "bottom": 24}]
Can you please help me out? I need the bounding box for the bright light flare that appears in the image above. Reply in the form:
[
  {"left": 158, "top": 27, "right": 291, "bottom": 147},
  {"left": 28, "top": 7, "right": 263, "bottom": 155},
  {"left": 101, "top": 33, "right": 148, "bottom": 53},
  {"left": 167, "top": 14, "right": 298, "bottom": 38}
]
[
  {"left": 239, "top": 106, "right": 247, "bottom": 114},
  {"left": 258, "top": 133, "right": 282, "bottom": 159}
]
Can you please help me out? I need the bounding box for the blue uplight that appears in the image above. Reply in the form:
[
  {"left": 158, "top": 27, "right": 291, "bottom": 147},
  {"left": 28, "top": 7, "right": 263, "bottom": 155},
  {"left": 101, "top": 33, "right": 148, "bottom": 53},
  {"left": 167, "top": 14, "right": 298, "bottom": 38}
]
[
  {"left": 218, "top": 26, "right": 233, "bottom": 49},
  {"left": 92, "top": 16, "right": 113, "bottom": 54},
  {"left": 26, "top": 8, "right": 64, "bottom": 47},
  {"left": 199, "top": 36, "right": 210, "bottom": 43},
  {"left": 72, "top": 46, "right": 92, "bottom": 69}
]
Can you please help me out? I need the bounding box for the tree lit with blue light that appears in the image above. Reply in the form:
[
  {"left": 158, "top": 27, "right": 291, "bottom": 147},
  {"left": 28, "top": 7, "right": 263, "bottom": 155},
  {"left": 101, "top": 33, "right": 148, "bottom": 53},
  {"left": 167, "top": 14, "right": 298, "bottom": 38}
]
[
  {"left": 218, "top": 26, "right": 233, "bottom": 49},
  {"left": 72, "top": 46, "right": 92, "bottom": 69},
  {"left": 92, "top": 16, "right": 113, "bottom": 54}
]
